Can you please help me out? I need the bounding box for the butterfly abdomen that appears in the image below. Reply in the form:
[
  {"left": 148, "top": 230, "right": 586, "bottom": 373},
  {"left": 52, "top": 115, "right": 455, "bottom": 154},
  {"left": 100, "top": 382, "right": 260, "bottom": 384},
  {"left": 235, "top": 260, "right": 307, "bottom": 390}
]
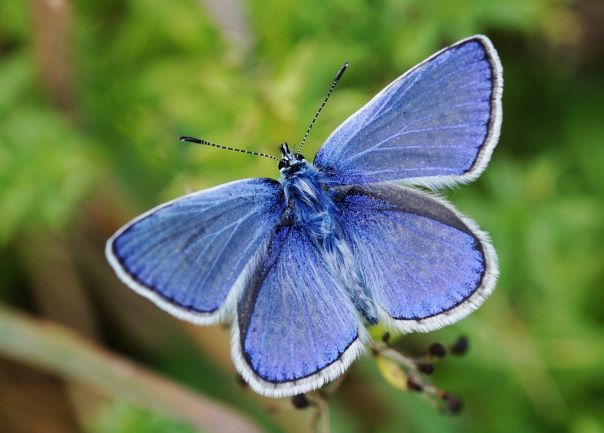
[{"left": 281, "top": 162, "right": 378, "bottom": 324}]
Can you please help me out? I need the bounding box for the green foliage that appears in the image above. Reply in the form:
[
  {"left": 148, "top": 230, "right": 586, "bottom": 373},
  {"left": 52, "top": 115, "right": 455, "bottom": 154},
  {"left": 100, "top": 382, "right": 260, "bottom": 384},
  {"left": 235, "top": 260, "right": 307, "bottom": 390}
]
[
  {"left": 0, "top": 52, "right": 98, "bottom": 243},
  {"left": 92, "top": 402, "right": 199, "bottom": 433}
]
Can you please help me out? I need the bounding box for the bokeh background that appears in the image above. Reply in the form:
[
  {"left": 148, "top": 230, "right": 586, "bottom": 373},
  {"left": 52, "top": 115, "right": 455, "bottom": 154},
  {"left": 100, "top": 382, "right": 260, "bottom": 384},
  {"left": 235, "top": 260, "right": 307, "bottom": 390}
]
[{"left": 1, "top": 0, "right": 603, "bottom": 432}]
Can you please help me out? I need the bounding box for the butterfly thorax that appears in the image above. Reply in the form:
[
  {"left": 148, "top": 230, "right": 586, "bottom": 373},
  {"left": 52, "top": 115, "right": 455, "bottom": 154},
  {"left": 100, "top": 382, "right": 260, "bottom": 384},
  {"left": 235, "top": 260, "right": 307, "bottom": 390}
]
[
  {"left": 280, "top": 158, "right": 336, "bottom": 241},
  {"left": 278, "top": 143, "right": 335, "bottom": 240},
  {"left": 278, "top": 143, "right": 378, "bottom": 323}
]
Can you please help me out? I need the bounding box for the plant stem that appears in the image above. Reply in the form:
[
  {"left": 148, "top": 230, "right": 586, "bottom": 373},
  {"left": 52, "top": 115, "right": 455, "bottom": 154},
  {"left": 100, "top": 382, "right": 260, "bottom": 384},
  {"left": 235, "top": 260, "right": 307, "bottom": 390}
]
[{"left": 0, "top": 306, "right": 264, "bottom": 433}]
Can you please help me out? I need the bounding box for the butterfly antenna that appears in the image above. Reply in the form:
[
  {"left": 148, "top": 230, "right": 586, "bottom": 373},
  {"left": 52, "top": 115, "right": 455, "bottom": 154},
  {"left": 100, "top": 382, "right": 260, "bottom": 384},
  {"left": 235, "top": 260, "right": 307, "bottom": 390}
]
[
  {"left": 297, "top": 61, "right": 349, "bottom": 155},
  {"left": 179, "top": 136, "right": 278, "bottom": 160}
]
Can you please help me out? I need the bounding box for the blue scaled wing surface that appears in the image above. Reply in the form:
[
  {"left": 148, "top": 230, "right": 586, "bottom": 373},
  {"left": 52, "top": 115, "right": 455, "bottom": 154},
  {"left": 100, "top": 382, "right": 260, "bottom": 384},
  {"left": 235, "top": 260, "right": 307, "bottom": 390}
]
[
  {"left": 335, "top": 184, "right": 498, "bottom": 332},
  {"left": 233, "top": 224, "right": 366, "bottom": 398},
  {"left": 314, "top": 35, "right": 503, "bottom": 188},
  {"left": 106, "top": 178, "right": 285, "bottom": 324}
]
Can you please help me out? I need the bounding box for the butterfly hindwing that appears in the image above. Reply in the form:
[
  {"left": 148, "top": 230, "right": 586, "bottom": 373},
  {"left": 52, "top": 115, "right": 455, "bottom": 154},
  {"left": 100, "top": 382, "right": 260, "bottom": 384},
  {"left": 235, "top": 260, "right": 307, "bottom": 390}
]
[
  {"left": 233, "top": 223, "right": 365, "bottom": 397},
  {"left": 106, "top": 178, "right": 285, "bottom": 324},
  {"left": 314, "top": 35, "right": 502, "bottom": 188},
  {"left": 335, "top": 184, "right": 498, "bottom": 332}
]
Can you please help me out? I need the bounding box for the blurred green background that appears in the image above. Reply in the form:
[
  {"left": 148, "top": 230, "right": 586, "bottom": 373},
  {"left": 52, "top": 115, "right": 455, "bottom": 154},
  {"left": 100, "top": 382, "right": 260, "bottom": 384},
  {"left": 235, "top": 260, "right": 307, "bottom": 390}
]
[{"left": 1, "top": 0, "right": 603, "bottom": 432}]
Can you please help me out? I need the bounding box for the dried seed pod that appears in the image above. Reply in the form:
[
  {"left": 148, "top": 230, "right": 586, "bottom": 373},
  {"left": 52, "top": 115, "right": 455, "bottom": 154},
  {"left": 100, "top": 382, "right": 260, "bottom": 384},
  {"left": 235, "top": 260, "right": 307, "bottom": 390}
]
[
  {"left": 417, "top": 363, "right": 434, "bottom": 375},
  {"left": 406, "top": 377, "right": 424, "bottom": 392},
  {"left": 428, "top": 343, "right": 447, "bottom": 358},
  {"left": 291, "top": 394, "right": 311, "bottom": 409},
  {"left": 450, "top": 336, "right": 469, "bottom": 356},
  {"left": 443, "top": 393, "right": 464, "bottom": 415}
]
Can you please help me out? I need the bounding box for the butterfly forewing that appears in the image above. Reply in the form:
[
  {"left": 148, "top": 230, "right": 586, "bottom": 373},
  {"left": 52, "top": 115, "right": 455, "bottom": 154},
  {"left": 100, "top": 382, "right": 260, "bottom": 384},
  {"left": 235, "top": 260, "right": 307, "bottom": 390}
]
[
  {"left": 314, "top": 35, "right": 502, "bottom": 188},
  {"left": 106, "top": 178, "right": 285, "bottom": 324}
]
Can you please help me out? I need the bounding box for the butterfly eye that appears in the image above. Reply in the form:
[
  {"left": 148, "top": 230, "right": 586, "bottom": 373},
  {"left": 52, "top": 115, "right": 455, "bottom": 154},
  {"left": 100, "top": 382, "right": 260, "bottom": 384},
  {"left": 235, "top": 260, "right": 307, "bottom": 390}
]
[
  {"left": 295, "top": 153, "right": 304, "bottom": 161},
  {"left": 278, "top": 159, "right": 288, "bottom": 169}
]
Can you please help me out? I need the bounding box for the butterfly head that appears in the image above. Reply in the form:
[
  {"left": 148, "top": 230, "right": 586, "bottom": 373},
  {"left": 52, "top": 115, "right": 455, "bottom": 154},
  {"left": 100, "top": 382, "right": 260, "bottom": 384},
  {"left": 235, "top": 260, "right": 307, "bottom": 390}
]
[{"left": 278, "top": 143, "right": 306, "bottom": 174}]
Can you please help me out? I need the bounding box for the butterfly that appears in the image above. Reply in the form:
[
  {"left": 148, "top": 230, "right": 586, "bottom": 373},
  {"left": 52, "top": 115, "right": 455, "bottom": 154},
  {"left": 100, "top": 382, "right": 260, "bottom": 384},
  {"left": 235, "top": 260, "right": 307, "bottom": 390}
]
[{"left": 106, "top": 35, "right": 502, "bottom": 398}]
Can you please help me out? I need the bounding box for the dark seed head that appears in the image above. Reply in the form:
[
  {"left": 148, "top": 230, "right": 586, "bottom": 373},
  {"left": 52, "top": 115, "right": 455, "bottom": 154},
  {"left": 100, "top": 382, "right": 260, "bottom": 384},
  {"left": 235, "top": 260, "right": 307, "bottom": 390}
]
[
  {"left": 428, "top": 343, "right": 447, "bottom": 358},
  {"left": 406, "top": 377, "right": 423, "bottom": 392},
  {"left": 443, "top": 393, "right": 464, "bottom": 415},
  {"left": 235, "top": 374, "right": 247, "bottom": 388},
  {"left": 291, "top": 394, "right": 310, "bottom": 409},
  {"left": 417, "top": 363, "right": 434, "bottom": 375},
  {"left": 450, "top": 336, "right": 469, "bottom": 356}
]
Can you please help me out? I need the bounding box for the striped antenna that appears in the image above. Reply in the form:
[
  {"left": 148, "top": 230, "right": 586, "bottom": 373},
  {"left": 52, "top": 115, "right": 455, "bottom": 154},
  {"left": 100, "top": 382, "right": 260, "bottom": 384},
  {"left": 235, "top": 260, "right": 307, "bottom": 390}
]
[
  {"left": 179, "top": 136, "right": 278, "bottom": 160},
  {"left": 297, "top": 62, "right": 349, "bottom": 155}
]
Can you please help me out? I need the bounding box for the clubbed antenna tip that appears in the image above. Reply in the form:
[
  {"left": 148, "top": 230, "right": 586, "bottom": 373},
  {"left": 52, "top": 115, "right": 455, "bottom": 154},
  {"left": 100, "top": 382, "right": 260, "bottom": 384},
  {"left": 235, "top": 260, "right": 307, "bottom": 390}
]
[
  {"left": 179, "top": 136, "right": 277, "bottom": 160},
  {"left": 298, "top": 61, "right": 350, "bottom": 155}
]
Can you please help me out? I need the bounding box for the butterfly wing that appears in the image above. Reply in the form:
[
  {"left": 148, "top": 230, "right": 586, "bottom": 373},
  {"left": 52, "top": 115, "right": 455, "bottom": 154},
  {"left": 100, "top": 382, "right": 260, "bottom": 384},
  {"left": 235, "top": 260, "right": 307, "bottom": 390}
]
[
  {"left": 314, "top": 35, "right": 502, "bottom": 188},
  {"left": 335, "top": 184, "right": 498, "bottom": 332},
  {"left": 233, "top": 223, "right": 366, "bottom": 397},
  {"left": 106, "top": 178, "right": 286, "bottom": 324}
]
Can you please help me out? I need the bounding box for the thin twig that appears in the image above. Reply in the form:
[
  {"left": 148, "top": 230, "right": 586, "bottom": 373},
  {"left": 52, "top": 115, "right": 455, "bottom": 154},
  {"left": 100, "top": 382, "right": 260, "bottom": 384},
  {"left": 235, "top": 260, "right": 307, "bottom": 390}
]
[
  {"left": 307, "top": 391, "right": 331, "bottom": 433},
  {"left": 379, "top": 347, "right": 418, "bottom": 372},
  {"left": 0, "top": 306, "right": 264, "bottom": 433},
  {"left": 32, "top": 0, "right": 74, "bottom": 114}
]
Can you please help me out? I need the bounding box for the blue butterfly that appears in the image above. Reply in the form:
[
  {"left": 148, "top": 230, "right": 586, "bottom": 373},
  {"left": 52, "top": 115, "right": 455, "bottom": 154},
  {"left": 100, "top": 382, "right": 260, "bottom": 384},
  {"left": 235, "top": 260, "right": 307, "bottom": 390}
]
[{"left": 106, "top": 35, "right": 502, "bottom": 398}]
